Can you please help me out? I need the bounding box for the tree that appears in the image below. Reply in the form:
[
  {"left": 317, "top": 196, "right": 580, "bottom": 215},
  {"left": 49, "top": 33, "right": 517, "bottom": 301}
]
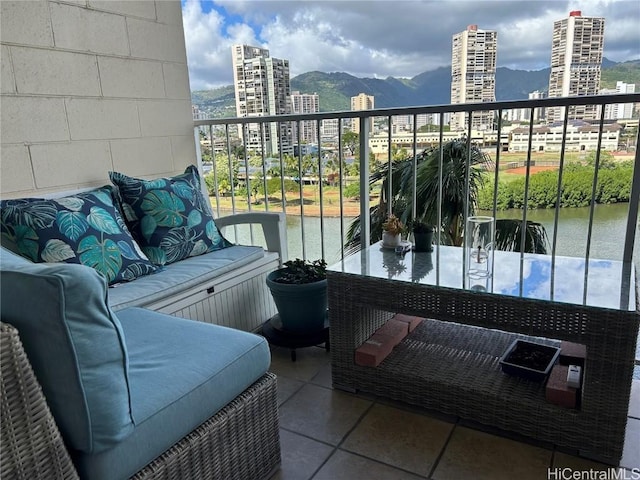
[
  {"left": 585, "top": 150, "right": 615, "bottom": 169},
  {"left": 345, "top": 138, "right": 549, "bottom": 254},
  {"left": 342, "top": 131, "right": 359, "bottom": 157}
]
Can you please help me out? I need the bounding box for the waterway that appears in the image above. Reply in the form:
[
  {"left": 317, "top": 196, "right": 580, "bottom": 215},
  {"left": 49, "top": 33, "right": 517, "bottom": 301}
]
[{"left": 226, "top": 202, "right": 638, "bottom": 268}]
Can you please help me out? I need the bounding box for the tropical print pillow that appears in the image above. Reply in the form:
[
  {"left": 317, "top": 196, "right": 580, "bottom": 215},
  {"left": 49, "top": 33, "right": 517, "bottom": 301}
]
[
  {"left": 109, "top": 166, "right": 231, "bottom": 266},
  {"left": 0, "top": 187, "right": 157, "bottom": 285}
]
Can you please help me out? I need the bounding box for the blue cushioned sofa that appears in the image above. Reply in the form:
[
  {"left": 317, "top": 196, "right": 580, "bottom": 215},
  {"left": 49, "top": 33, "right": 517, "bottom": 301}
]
[{"left": 0, "top": 247, "right": 281, "bottom": 479}]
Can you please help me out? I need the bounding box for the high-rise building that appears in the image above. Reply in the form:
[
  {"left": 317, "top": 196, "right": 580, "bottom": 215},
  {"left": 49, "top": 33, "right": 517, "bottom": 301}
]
[
  {"left": 602, "top": 81, "right": 636, "bottom": 119},
  {"left": 231, "top": 44, "right": 292, "bottom": 155},
  {"left": 547, "top": 11, "right": 605, "bottom": 123},
  {"left": 290, "top": 91, "right": 320, "bottom": 144},
  {"left": 450, "top": 25, "right": 497, "bottom": 131},
  {"left": 350, "top": 93, "right": 374, "bottom": 133}
]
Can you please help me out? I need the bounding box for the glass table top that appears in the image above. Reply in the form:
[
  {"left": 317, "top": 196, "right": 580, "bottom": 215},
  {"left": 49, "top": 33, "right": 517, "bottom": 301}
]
[{"left": 328, "top": 242, "right": 637, "bottom": 312}]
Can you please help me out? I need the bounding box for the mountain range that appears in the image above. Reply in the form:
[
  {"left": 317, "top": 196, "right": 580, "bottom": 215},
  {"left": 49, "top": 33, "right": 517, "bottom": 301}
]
[{"left": 192, "top": 59, "right": 640, "bottom": 117}]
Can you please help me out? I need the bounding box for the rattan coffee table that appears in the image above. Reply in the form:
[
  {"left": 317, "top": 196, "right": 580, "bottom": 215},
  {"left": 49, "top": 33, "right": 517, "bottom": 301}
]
[{"left": 327, "top": 243, "right": 639, "bottom": 464}]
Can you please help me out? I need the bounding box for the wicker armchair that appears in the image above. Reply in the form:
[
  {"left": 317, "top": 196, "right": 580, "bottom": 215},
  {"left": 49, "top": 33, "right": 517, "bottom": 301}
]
[{"left": 0, "top": 322, "right": 281, "bottom": 480}]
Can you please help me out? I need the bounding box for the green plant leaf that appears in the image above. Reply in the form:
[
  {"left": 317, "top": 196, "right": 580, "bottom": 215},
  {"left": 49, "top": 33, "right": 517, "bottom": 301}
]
[
  {"left": 190, "top": 239, "right": 209, "bottom": 257},
  {"left": 187, "top": 209, "right": 202, "bottom": 228},
  {"left": 159, "top": 226, "right": 195, "bottom": 263},
  {"left": 78, "top": 235, "right": 121, "bottom": 282},
  {"left": 142, "top": 246, "right": 166, "bottom": 265},
  {"left": 140, "top": 190, "right": 185, "bottom": 227},
  {"left": 87, "top": 207, "right": 121, "bottom": 234},
  {"left": 13, "top": 225, "right": 39, "bottom": 262},
  {"left": 2, "top": 199, "right": 57, "bottom": 229},
  {"left": 140, "top": 215, "right": 157, "bottom": 243},
  {"left": 54, "top": 197, "right": 84, "bottom": 211},
  {"left": 56, "top": 211, "right": 89, "bottom": 242},
  {"left": 41, "top": 239, "right": 76, "bottom": 262}
]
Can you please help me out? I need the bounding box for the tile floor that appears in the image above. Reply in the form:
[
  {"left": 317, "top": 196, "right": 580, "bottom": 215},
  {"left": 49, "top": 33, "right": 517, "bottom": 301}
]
[{"left": 267, "top": 345, "right": 640, "bottom": 480}]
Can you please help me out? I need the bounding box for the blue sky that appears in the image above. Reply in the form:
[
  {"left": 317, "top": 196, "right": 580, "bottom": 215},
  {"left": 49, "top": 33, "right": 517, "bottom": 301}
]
[{"left": 181, "top": 0, "right": 640, "bottom": 91}]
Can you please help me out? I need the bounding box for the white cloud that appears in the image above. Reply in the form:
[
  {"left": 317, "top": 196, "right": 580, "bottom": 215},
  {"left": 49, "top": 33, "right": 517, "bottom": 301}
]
[{"left": 182, "top": 0, "right": 640, "bottom": 91}]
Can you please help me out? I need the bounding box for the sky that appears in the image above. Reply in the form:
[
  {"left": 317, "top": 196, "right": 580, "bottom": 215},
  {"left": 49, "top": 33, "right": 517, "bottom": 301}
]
[{"left": 181, "top": 0, "right": 640, "bottom": 91}]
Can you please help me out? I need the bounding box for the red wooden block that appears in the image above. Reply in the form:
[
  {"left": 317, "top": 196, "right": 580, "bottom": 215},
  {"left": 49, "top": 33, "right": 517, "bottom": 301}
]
[
  {"left": 546, "top": 365, "right": 577, "bottom": 408},
  {"left": 393, "top": 314, "right": 424, "bottom": 332},
  {"left": 559, "top": 341, "right": 587, "bottom": 367},
  {"left": 355, "top": 333, "right": 395, "bottom": 367},
  {"left": 375, "top": 319, "right": 409, "bottom": 346}
]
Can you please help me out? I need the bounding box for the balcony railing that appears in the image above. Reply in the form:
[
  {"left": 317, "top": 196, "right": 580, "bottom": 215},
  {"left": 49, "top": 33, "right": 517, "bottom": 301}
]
[{"left": 194, "top": 93, "right": 640, "bottom": 271}]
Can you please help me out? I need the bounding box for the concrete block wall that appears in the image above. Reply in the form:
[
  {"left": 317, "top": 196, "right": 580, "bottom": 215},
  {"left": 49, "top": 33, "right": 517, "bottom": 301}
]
[{"left": 0, "top": 0, "right": 195, "bottom": 198}]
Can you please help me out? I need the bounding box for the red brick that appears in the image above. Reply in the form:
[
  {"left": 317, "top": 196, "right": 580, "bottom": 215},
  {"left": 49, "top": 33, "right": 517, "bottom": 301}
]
[
  {"left": 546, "top": 365, "right": 577, "bottom": 408},
  {"left": 355, "top": 333, "right": 395, "bottom": 367},
  {"left": 559, "top": 341, "right": 587, "bottom": 367},
  {"left": 393, "top": 314, "right": 424, "bottom": 332},
  {"left": 375, "top": 319, "right": 409, "bottom": 346}
]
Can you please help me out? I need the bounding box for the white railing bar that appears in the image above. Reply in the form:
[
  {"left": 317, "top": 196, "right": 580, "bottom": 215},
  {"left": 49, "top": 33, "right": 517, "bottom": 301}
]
[
  {"left": 412, "top": 114, "right": 418, "bottom": 222},
  {"left": 317, "top": 119, "right": 326, "bottom": 261},
  {"left": 338, "top": 120, "right": 345, "bottom": 260},
  {"left": 623, "top": 127, "right": 640, "bottom": 265},
  {"left": 359, "top": 116, "right": 370, "bottom": 252},
  {"left": 387, "top": 116, "right": 393, "bottom": 218},
  {"left": 551, "top": 112, "right": 571, "bottom": 302},
  {"left": 463, "top": 117, "right": 473, "bottom": 282},
  {"left": 277, "top": 121, "right": 286, "bottom": 214},
  {"left": 259, "top": 122, "right": 269, "bottom": 212},
  {"left": 436, "top": 112, "right": 445, "bottom": 287},
  {"left": 296, "top": 123, "right": 306, "bottom": 260}
]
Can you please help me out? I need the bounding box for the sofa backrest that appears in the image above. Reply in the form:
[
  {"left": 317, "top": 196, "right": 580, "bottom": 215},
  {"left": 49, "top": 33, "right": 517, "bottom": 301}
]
[{"left": 0, "top": 251, "right": 134, "bottom": 454}]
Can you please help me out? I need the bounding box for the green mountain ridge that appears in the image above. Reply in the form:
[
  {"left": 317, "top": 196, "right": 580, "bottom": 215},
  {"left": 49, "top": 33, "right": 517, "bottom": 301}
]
[{"left": 192, "top": 59, "right": 640, "bottom": 117}]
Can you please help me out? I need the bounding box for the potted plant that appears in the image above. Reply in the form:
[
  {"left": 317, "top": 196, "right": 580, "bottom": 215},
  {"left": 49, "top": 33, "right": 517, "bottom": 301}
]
[
  {"left": 411, "top": 220, "right": 435, "bottom": 252},
  {"left": 382, "top": 214, "right": 404, "bottom": 247},
  {"left": 499, "top": 339, "right": 561, "bottom": 382},
  {"left": 266, "top": 258, "right": 327, "bottom": 333}
]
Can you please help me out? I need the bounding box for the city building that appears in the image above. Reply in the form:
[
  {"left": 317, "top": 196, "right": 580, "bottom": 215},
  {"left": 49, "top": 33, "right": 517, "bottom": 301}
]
[
  {"left": 450, "top": 25, "right": 497, "bottom": 131},
  {"left": 350, "top": 93, "right": 375, "bottom": 133},
  {"left": 502, "top": 90, "right": 547, "bottom": 123},
  {"left": 231, "top": 44, "right": 293, "bottom": 155},
  {"left": 290, "top": 91, "right": 320, "bottom": 144},
  {"left": 601, "top": 81, "right": 637, "bottom": 120},
  {"left": 547, "top": 11, "right": 605, "bottom": 123},
  {"left": 509, "top": 120, "right": 620, "bottom": 152}
]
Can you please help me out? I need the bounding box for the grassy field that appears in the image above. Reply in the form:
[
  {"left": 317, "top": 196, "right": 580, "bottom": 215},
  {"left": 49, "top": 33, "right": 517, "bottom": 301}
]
[{"left": 209, "top": 151, "right": 635, "bottom": 216}]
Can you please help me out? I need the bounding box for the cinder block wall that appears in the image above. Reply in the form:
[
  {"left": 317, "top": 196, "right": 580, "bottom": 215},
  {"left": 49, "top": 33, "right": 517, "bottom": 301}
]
[{"left": 0, "top": 0, "right": 196, "bottom": 199}]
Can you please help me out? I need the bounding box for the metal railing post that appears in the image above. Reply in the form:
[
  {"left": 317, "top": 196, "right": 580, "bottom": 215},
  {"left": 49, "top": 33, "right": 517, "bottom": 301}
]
[{"left": 359, "top": 115, "right": 370, "bottom": 251}]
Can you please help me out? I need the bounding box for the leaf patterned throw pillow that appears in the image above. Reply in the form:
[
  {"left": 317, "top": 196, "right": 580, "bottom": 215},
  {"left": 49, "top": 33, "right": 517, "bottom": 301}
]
[
  {"left": 0, "top": 187, "right": 157, "bottom": 285},
  {"left": 109, "top": 166, "right": 231, "bottom": 266}
]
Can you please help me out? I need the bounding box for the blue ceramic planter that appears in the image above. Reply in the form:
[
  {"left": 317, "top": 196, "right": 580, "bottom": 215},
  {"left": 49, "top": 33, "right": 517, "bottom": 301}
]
[{"left": 266, "top": 271, "right": 328, "bottom": 333}]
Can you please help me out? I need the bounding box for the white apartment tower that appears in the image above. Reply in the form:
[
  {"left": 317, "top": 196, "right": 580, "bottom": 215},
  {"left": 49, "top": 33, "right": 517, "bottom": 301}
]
[
  {"left": 231, "top": 44, "right": 292, "bottom": 155},
  {"left": 350, "top": 93, "right": 375, "bottom": 133},
  {"left": 450, "top": 25, "right": 497, "bottom": 131},
  {"left": 290, "top": 91, "right": 320, "bottom": 144},
  {"left": 547, "top": 11, "right": 605, "bottom": 123}
]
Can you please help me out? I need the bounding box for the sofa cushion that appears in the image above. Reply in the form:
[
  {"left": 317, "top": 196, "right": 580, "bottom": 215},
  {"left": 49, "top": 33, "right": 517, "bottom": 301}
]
[
  {"left": 108, "top": 244, "right": 265, "bottom": 311},
  {"left": 72, "top": 307, "right": 271, "bottom": 480},
  {"left": 0, "top": 262, "right": 134, "bottom": 454},
  {"left": 0, "top": 187, "right": 157, "bottom": 285},
  {"left": 109, "top": 166, "right": 231, "bottom": 266}
]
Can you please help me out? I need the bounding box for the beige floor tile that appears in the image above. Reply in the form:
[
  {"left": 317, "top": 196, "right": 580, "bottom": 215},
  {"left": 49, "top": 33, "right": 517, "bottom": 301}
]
[
  {"left": 621, "top": 418, "right": 640, "bottom": 469},
  {"left": 275, "top": 374, "right": 305, "bottom": 407},
  {"left": 553, "top": 451, "right": 613, "bottom": 470},
  {"left": 629, "top": 380, "right": 640, "bottom": 419},
  {"left": 278, "top": 384, "right": 372, "bottom": 445},
  {"left": 269, "top": 430, "right": 334, "bottom": 480},
  {"left": 313, "top": 450, "right": 424, "bottom": 480},
  {"left": 432, "top": 426, "right": 552, "bottom": 480},
  {"left": 341, "top": 403, "right": 453, "bottom": 477},
  {"left": 310, "top": 363, "right": 332, "bottom": 388},
  {"left": 269, "top": 345, "right": 331, "bottom": 382}
]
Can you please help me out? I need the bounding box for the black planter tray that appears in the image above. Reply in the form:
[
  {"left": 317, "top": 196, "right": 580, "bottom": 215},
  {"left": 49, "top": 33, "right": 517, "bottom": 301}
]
[{"left": 499, "top": 339, "right": 561, "bottom": 382}]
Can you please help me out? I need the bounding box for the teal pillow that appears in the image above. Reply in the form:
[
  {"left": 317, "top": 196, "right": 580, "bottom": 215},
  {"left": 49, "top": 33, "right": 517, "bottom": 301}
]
[
  {"left": 0, "top": 187, "right": 157, "bottom": 285},
  {"left": 0, "top": 262, "right": 134, "bottom": 454},
  {"left": 109, "top": 166, "right": 231, "bottom": 266}
]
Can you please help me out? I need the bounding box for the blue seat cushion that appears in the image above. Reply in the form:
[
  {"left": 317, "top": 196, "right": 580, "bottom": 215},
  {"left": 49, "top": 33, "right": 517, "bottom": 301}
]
[
  {"left": 73, "top": 307, "right": 271, "bottom": 480},
  {"left": 107, "top": 245, "right": 265, "bottom": 310},
  {"left": 0, "top": 262, "right": 133, "bottom": 454}
]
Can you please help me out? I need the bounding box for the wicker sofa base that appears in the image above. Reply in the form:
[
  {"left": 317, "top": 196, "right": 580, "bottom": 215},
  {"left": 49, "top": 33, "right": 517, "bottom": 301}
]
[
  {"left": 1, "top": 322, "right": 281, "bottom": 480},
  {"left": 131, "top": 372, "right": 281, "bottom": 480}
]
